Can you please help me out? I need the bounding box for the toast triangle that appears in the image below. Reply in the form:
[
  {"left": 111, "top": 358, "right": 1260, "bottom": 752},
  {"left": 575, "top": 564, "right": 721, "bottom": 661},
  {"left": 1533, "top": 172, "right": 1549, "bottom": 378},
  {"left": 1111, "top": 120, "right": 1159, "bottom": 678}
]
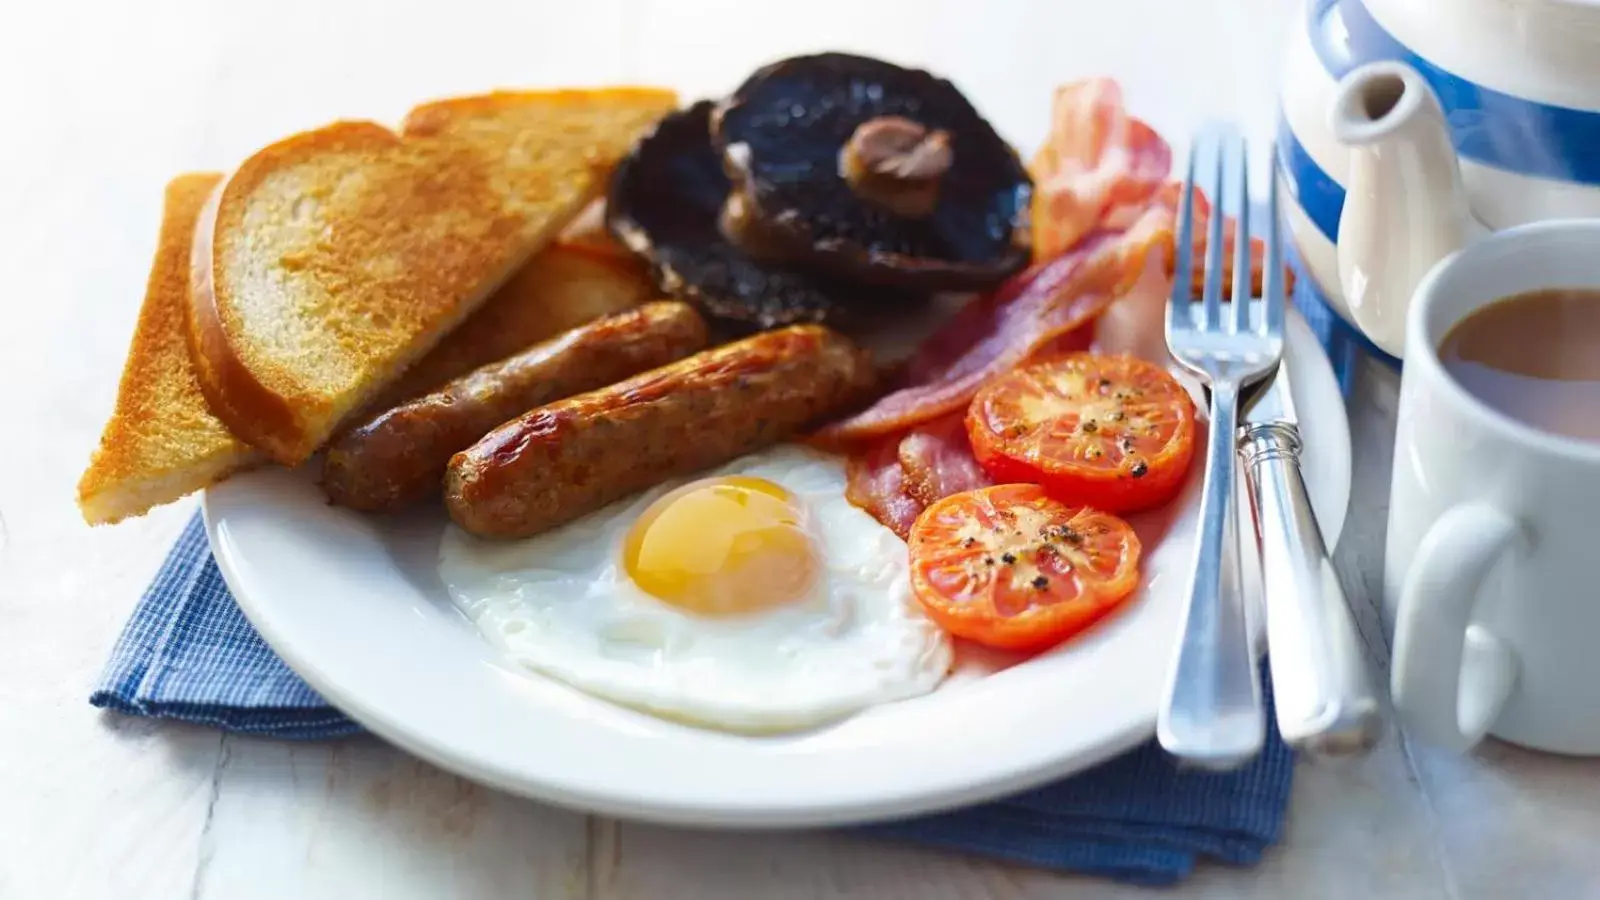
[
  {"left": 189, "top": 88, "right": 677, "bottom": 464},
  {"left": 78, "top": 173, "right": 262, "bottom": 525},
  {"left": 80, "top": 179, "right": 658, "bottom": 526}
]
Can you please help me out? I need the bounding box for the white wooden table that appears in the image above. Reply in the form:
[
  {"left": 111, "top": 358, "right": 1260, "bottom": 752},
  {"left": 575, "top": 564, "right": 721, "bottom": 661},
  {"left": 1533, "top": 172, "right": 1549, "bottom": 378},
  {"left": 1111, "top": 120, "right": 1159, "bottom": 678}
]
[{"left": 8, "top": 1, "right": 1600, "bottom": 896}]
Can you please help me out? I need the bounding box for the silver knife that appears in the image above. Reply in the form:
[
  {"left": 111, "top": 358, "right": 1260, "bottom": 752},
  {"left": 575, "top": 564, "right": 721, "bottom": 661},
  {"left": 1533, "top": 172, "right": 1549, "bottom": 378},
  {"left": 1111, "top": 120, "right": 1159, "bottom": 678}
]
[{"left": 1239, "top": 359, "right": 1384, "bottom": 759}]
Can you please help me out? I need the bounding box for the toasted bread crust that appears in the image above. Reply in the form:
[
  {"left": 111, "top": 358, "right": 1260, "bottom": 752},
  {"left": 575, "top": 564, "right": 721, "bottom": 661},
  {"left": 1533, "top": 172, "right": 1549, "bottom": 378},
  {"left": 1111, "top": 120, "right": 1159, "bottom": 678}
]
[
  {"left": 191, "top": 121, "right": 414, "bottom": 462},
  {"left": 401, "top": 87, "right": 679, "bottom": 135},
  {"left": 187, "top": 166, "right": 304, "bottom": 460},
  {"left": 78, "top": 174, "right": 263, "bottom": 525},
  {"left": 192, "top": 89, "right": 678, "bottom": 464}
]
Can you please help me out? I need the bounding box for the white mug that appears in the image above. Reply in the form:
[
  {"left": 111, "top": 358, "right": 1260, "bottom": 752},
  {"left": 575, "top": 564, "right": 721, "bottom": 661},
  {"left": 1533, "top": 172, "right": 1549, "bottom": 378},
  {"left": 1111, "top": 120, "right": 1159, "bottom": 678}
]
[{"left": 1384, "top": 219, "right": 1600, "bottom": 755}]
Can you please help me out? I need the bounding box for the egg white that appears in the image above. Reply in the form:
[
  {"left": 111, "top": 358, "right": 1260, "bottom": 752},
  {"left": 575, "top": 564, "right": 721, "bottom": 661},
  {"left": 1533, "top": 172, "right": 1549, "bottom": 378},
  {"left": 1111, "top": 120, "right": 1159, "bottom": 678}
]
[{"left": 438, "top": 444, "right": 953, "bottom": 733}]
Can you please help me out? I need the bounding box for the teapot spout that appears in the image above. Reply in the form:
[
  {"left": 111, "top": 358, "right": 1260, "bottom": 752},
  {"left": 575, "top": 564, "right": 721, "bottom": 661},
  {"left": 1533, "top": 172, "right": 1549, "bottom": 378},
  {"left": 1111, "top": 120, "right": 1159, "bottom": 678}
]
[{"left": 1330, "top": 62, "right": 1484, "bottom": 357}]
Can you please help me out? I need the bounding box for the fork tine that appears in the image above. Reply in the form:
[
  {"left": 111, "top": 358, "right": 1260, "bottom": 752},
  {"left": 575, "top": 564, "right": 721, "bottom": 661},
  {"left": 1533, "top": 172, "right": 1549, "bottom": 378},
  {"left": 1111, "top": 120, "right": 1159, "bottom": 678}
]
[
  {"left": 1168, "top": 145, "right": 1199, "bottom": 331},
  {"left": 1262, "top": 144, "right": 1286, "bottom": 338},
  {"left": 1229, "top": 138, "right": 1252, "bottom": 333},
  {"left": 1200, "top": 134, "right": 1228, "bottom": 331}
]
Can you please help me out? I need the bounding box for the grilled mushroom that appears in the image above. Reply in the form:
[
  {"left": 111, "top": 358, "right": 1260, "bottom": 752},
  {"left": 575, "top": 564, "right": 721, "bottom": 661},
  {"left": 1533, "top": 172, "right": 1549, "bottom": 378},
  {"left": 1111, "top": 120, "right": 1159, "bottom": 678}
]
[
  {"left": 606, "top": 100, "right": 923, "bottom": 332},
  {"left": 713, "top": 53, "right": 1032, "bottom": 291}
]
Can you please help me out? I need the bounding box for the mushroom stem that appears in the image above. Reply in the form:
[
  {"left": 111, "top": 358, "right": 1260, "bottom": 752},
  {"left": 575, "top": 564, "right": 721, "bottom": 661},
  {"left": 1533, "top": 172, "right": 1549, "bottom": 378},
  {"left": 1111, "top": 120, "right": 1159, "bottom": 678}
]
[
  {"left": 718, "top": 188, "right": 795, "bottom": 262},
  {"left": 838, "top": 115, "right": 952, "bottom": 218}
]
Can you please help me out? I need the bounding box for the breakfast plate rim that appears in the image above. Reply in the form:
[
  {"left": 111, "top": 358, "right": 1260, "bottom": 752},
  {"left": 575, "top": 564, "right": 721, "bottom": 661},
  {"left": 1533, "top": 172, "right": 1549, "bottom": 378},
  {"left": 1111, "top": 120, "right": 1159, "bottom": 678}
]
[{"left": 204, "top": 307, "right": 1350, "bottom": 829}]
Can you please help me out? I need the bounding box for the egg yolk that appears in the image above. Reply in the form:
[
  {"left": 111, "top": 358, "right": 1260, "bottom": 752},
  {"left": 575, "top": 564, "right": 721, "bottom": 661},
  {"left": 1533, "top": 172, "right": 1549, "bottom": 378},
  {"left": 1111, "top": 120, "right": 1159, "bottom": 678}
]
[{"left": 623, "top": 476, "right": 818, "bottom": 616}]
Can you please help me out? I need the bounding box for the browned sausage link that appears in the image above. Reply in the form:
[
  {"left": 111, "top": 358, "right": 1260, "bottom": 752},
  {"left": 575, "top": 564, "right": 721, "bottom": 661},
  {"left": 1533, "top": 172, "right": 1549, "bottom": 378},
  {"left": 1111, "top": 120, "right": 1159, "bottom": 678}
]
[
  {"left": 445, "top": 325, "right": 876, "bottom": 539},
  {"left": 321, "top": 302, "right": 708, "bottom": 511}
]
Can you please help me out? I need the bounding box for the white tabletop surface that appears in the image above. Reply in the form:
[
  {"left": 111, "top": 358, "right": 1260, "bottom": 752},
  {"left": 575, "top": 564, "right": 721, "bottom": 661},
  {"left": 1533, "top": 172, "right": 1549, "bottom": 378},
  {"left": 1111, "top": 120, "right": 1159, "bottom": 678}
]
[{"left": 7, "top": 1, "right": 1600, "bottom": 897}]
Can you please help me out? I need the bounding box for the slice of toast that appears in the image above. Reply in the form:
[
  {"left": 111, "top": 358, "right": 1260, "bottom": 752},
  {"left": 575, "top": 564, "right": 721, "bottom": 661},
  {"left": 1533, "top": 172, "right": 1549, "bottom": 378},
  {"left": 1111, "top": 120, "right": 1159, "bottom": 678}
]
[
  {"left": 189, "top": 88, "right": 678, "bottom": 464},
  {"left": 78, "top": 174, "right": 263, "bottom": 525},
  {"left": 80, "top": 181, "right": 658, "bottom": 526}
]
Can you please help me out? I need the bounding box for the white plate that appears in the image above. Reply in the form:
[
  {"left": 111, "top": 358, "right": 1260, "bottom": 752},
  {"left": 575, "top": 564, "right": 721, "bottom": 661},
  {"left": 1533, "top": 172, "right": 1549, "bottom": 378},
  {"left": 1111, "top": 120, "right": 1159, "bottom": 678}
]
[{"left": 204, "top": 308, "right": 1349, "bottom": 828}]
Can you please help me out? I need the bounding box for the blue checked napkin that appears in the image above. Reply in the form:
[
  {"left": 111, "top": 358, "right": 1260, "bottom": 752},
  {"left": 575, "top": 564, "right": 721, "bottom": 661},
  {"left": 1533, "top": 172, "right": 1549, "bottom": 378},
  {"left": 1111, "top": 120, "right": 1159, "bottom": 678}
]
[
  {"left": 90, "top": 516, "right": 362, "bottom": 740},
  {"left": 93, "top": 513, "right": 1295, "bottom": 885}
]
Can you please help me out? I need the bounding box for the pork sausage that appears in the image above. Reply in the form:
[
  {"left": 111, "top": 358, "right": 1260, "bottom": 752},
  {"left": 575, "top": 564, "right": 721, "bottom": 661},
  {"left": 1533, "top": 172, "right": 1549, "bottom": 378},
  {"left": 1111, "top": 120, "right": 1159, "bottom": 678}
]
[
  {"left": 321, "top": 301, "right": 708, "bottom": 511},
  {"left": 445, "top": 325, "right": 875, "bottom": 539}
]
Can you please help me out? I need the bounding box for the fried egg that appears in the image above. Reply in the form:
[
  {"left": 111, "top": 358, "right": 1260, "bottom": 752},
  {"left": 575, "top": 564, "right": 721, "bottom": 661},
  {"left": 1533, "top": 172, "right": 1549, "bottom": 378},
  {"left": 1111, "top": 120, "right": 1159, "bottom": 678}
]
[{"left": 438, "top": 444, "right": 952, "bottom": 732}]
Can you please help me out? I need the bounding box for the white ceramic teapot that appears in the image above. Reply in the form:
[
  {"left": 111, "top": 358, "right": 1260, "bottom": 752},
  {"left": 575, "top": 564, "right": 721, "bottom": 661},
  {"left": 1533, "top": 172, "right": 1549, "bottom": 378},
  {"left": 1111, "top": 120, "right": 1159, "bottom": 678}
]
[{"left": 1277, "top": 0, "right": 1600, "bottom": 359}]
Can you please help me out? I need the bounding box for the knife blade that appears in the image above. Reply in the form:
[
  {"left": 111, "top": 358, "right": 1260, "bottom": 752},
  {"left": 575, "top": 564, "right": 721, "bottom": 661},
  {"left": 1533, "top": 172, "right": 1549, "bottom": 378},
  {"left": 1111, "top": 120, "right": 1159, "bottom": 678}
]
[{"left": 1239, "top": 358, "right": 1385, "bottom": 759}]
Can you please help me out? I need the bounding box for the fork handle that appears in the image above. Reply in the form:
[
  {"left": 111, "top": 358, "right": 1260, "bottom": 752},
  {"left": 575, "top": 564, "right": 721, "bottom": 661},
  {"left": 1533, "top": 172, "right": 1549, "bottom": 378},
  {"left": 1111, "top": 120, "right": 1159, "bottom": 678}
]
[
  {"left": 1157, "top": 380, "right": 1265, "bottom": 770},
  {"left": 1240, "top": 421, "right": 1384, "bottom": 759}
]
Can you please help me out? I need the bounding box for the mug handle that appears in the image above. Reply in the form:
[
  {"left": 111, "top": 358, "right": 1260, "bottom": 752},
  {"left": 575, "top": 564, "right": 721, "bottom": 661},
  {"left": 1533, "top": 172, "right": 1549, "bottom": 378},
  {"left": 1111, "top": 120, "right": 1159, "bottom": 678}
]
[{"left": 1391, "top": 503, "right": 1522, "bottom": 752}]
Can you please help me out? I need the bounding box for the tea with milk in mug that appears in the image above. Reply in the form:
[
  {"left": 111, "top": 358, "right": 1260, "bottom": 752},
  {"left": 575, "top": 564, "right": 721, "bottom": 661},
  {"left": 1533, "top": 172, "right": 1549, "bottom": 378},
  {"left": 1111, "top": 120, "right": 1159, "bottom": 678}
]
[{"left": 1438, "top": 288, "right": 1600, "bottom": 443}]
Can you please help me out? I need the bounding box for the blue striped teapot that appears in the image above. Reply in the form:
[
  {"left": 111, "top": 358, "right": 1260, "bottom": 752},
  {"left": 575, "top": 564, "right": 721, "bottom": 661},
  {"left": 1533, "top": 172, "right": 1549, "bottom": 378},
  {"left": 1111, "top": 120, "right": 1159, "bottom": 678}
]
[{"left": 1277, "top": 0, "right": 1600, "bottom": 359}]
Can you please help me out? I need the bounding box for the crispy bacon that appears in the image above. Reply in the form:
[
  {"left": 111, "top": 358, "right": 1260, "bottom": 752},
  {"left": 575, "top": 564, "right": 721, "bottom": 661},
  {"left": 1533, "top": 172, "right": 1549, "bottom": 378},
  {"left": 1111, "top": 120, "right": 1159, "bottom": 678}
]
[
  {"left": 1030, "top": 79, "right": 1172, "bottom": 261},
  {"left": 897, "top": 414, "right": 991, "bottom": 507},
  {"left": 1159, "top": 181, "right": 1298, "bottom": 299},
  {"left": 847, "top": 415, "right": 992, "bottom": 539},
  {"left": 845, "top": 436, "right": 924, "bottom": 540},
  {"left": 815, "top": 222, "right": 1171, "bottom": 448}
]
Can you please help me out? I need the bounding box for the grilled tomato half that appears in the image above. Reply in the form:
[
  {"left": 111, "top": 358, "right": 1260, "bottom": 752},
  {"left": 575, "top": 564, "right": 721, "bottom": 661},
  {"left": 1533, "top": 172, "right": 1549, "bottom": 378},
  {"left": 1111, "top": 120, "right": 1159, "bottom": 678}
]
[
  {"left": 907, "top": 484, "right": 1140, "bottom": 652},
  {"left": 965, "top": 353, "right": 1195, "bottom": 513}
]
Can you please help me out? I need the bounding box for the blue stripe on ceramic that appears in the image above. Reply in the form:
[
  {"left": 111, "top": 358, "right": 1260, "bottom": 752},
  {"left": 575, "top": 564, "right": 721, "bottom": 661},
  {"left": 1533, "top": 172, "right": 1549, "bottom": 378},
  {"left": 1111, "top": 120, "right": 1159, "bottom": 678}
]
[
  {"left": 1284, "top": 240, "right": 1400, "bottom": 386},
  {"left": 1276, "top": 115, "right": 1344, "bottom": 243},
  {"left": 1270, "top": 119, "right": 1394, "bottom": 379},
  {"left": 1308, "top": 0, "right": 1600, "bottom": 185}
]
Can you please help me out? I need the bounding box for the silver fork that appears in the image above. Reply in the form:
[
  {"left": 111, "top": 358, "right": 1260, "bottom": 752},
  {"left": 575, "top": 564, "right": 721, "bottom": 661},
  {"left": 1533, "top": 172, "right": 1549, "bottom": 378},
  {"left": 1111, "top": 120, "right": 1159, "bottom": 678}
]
[{"left": 1157, "top": 125, "right": 1284, "bottom": 770}]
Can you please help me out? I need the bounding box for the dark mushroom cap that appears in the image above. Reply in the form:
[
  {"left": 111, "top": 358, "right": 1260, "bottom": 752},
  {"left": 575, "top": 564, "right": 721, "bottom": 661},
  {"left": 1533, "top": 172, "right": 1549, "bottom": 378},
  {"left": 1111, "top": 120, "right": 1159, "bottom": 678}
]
[
  {"left": 713, "top": 53, "right": 1032, "bottom": 291},
  {"left": 606, "top": 100, "right": 925, "bottom": 333}
]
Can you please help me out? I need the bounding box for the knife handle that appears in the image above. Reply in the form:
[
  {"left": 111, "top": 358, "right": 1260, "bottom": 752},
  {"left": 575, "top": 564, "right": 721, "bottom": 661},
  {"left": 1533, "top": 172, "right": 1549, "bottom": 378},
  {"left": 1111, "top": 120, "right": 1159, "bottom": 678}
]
[{"left": 1239, "top": 421, "right": 1384, "bottom": 760}]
